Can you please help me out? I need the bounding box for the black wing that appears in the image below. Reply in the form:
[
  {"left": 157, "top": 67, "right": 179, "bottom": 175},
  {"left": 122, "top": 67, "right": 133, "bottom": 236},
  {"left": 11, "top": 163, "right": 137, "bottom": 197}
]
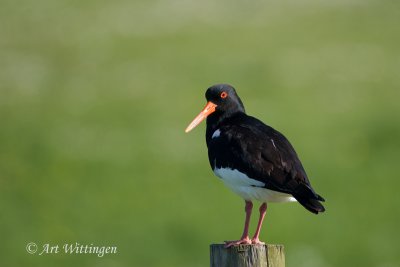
[{"left": 209, "top": 114, "right": 325, "bottom": 214}]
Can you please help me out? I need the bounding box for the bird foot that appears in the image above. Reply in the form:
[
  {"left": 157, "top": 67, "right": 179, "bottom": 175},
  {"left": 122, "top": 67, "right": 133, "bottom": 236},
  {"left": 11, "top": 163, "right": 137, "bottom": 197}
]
[
  {"left": 224, "top": 237, "right": 252, "bottom": 248},
  {"left": 251, "top": 238, "right": 265, "bottom": 245}
]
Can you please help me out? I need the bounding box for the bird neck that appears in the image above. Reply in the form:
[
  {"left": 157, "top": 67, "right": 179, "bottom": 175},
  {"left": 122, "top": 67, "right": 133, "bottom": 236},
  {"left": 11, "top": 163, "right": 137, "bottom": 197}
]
[{"left": 206, "top": 110, "right": 244, "bottom": 143}]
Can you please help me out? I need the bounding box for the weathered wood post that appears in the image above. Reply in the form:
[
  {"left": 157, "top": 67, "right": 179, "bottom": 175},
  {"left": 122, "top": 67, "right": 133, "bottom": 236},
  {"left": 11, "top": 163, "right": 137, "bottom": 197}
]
[{"left": 210, "top": 244, "right": 285, "bottom": 267}]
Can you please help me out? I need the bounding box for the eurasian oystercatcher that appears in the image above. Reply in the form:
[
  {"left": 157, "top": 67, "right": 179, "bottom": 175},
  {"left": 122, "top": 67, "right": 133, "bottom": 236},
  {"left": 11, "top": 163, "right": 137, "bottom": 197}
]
[{"left": 185, "top": 84, "right": 325, "bottom": 247}]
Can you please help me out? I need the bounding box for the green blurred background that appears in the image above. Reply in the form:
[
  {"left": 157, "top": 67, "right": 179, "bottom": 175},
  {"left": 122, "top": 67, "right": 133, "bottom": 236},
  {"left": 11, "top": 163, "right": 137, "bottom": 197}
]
[{"left": 1, "top": 0, "right": 400, "bottom": 266}]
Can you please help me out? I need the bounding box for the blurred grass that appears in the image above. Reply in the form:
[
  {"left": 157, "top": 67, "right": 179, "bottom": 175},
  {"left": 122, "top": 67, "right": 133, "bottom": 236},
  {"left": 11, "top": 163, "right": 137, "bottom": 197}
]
[{"left": 1, "top": 0, "right": 400, "bottom": 266}]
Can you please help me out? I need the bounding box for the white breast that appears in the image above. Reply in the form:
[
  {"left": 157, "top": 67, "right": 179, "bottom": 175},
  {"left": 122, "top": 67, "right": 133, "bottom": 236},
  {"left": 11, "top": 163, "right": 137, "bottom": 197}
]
[{"left": 214, "top": 167, "right": 297, "bottom": 203}]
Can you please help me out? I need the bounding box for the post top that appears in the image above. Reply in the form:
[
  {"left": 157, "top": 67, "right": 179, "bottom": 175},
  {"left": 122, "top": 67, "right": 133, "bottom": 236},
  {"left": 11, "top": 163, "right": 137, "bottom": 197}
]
[
  {"left": 210, "top": 243, "right": 285, "bottom": 267},
  {"left": 210, "top": 244, "right": 284, "bottom": 248}
]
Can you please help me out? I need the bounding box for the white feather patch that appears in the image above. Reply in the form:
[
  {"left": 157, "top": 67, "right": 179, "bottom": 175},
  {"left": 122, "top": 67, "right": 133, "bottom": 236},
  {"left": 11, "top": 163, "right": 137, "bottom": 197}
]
[
  {"left": 271, "top": 139, "right": 277, "bottom": 149},
  {"left": 212, "top": 129, "right": 221, "bottom": 139},
  {"left": 214, "top": 167, "right": 296, "bottom": 203}
]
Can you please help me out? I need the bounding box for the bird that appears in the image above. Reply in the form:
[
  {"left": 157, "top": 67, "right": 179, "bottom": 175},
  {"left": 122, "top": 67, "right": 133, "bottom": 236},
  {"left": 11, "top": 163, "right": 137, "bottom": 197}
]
[{"left": 185, "top": 84, "right": 325, "bottom": 248}]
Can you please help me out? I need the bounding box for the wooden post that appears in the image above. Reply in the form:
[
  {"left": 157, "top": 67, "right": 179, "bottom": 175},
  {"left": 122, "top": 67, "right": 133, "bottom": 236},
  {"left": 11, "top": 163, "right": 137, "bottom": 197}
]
[{"left": 210, "top": 244, "right": 285, "bottom": 267}]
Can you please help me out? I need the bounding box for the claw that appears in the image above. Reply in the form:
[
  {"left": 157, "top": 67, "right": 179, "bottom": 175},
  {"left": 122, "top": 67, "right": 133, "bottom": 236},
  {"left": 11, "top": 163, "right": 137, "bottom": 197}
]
[
  {"left": 224, "top": 237, "right": 252, "bottom": 248},
  {"left": 251, "top": 238, "right": 265, "bottom": 245}
]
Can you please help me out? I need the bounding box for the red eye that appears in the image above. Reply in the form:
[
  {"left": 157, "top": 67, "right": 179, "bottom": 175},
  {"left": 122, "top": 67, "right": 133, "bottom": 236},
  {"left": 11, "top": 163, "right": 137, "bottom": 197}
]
[{"left": 220, "top": 91, "right": 228, "bottom": 99}]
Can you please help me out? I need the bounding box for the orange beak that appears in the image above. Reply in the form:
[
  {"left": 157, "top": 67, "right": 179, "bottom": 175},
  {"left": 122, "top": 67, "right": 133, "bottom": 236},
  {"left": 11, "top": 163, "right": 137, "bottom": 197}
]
[{"left": 185, "top": 101, "right": 217, "bottom": 133}]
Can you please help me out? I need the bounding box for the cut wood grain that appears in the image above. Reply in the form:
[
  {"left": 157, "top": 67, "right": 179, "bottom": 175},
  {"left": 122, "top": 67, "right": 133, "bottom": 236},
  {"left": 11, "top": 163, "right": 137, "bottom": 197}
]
[{"left": 210, "top": 244, "right": 285, "bottom": 267}]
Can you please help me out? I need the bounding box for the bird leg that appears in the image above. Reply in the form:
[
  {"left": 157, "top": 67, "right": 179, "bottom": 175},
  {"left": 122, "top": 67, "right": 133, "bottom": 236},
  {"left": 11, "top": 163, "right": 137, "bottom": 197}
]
[
  {"left": 251, "top": 202, "right": 267, "bottom": 245},
  {"left": 224, "top": 200, "right": 253, "bottom": 248}
]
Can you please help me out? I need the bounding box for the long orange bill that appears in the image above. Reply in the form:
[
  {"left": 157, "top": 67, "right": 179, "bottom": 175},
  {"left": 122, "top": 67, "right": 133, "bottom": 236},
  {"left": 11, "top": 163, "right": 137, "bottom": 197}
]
[{"left": 185, "top": 101, "right": 217, "bottom": 133}]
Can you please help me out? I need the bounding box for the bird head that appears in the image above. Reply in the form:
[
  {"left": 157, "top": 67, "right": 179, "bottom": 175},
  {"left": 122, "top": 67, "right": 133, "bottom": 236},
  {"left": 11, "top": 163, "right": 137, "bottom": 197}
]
[{"left": 185, "top": 84, "right": 245, "bottom": 133}]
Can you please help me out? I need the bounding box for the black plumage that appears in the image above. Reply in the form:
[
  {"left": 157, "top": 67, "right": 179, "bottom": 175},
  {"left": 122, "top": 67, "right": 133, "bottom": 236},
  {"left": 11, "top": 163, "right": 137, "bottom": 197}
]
[
  {"left": 204, "top": 84, "right": 325, "bottom": 214},
  {"left": 208, "top": 112, "right": 325, "bottom": 213},
  {"left": 185, "top": 83, "right": 325, "bottom": 247}
]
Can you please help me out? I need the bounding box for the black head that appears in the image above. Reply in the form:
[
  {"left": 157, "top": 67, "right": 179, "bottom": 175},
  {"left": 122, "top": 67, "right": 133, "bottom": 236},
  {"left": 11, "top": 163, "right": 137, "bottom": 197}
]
[
  {"left": 205, "top": 84, "right": 245, "bottom": 115},
  {"left": 185, "top": 84, "right": 245, "bottom": 133}
]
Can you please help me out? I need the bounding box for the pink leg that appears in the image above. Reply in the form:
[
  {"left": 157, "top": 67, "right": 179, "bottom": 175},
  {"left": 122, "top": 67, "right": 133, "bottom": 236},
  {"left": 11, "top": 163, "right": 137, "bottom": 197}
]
[
  {"left": 224, "top": 201, "right": 253, "bottom": 248},
  {"left": 251, "top": 203, "right": 267, "bottom": 245}
]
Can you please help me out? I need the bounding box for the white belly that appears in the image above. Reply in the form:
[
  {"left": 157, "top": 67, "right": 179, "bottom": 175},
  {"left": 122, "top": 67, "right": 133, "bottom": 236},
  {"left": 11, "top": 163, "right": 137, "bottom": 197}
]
[{"left": 214, "top": 167, "right": 297, "bottom": 203}]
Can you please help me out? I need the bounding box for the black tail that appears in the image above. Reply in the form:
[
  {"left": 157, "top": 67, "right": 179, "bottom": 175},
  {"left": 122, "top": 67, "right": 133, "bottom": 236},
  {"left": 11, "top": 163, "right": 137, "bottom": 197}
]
[
  {"left": 295, "top": 196, "right": 325, "bottom": 214},
  {"left": 293, "top": 183, "right": 326, "bottom": 214}
]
